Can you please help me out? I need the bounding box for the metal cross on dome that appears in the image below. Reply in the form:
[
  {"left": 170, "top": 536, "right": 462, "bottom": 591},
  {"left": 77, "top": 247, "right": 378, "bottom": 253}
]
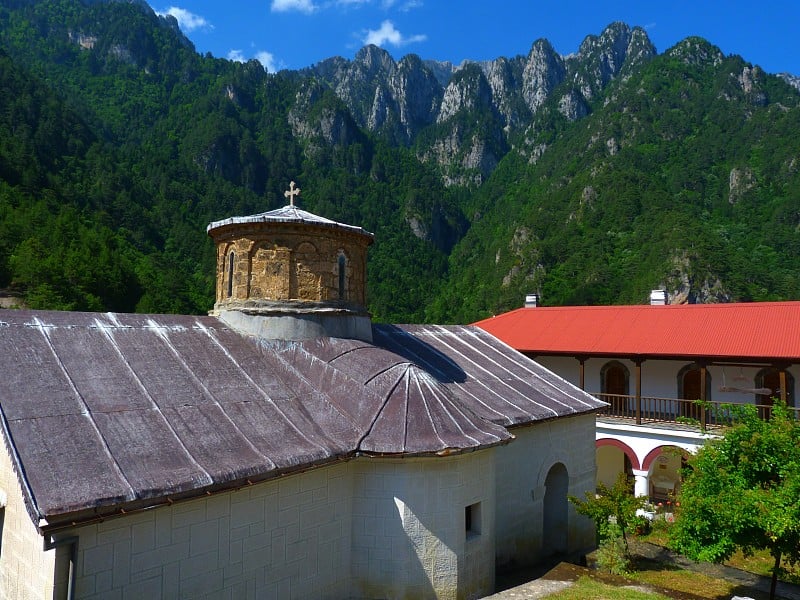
[{"left": 284, "top": 181, "right": 301, "bottom": 207}]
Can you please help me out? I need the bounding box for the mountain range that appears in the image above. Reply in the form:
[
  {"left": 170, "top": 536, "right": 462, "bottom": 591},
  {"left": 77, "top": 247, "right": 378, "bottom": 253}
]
[{"left": 0, "top": 0, "right": 799, "bottom": 323}]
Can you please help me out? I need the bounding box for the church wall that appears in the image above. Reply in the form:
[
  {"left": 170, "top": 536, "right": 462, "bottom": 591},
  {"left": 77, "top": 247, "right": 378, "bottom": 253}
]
[
  {"left": 350, "top": 451, "right": 496, "bottom": 600},
  {"left": 494, "top": 415, "right": 596, "bottom": 569},
  {"left": 0, "top": 443, "right": 58, "bottom": 599},
  {"left": 67, "top": 462, "right": 353, "bottom": 599}
]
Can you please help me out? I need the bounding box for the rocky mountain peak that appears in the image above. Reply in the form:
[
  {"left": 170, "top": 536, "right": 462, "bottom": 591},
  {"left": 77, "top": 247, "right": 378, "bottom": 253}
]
[
  {"left": 437, "top": 63, "right": 493, "bottom": 123},
  {"left": 667, "top": 37, "right": 724, "bottom": 67},
  {"left": 570, "top": 22, "right": 655, "bottom": 100},
  {"left": 424, "top": 59, "right": 457, "bottom": 86},
  {"left": 389, "top": 54, "right": 442, "bottom": 142},
  {"left": 288, "top": 81, "right": 362, "bottom": 157},
  {"left": 354, "top": 44, "right": 397, "bottom": 78},
  {"left": 780, "top": 72, "right": 800, "bottom": 91},
  {"left": 625, "top": 26, "right": 658, "bottom": 68},
  {"left": 483, "top": 56, "right": 529, "bottom": 130},
  {"left": 522, "top": 38, "right": 566, "bottom": 114},
  {"left": 302, "top": 22, "right": 660, "bottom": 184}
]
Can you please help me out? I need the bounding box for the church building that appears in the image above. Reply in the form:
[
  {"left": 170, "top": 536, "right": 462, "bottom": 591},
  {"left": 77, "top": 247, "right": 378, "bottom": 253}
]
[{"left": 0, "top": 184, "right": 603, "bottom": 599}]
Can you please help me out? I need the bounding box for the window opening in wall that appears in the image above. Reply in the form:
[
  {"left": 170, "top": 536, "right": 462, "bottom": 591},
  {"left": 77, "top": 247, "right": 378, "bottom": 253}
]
[
  {"left": 465, "top": 502, "right": 482, "bottom": 539},
  {"left": 0, "top": 505, "right": 4, "bottom": 559},
  {"left": 227, "top": 252, "right": 235, "bottom": 298},
  {"left": 337, "top": 252, "right": 346, "bottom": 300}
]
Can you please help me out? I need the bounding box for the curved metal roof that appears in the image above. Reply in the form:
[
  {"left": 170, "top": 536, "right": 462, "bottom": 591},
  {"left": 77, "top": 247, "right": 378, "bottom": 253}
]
[
  {"left": 0, "top": 311, "right": 602, "bottom": 525},
  {"left": 207, "top": 204, "right": 374, "bottom": 241}
]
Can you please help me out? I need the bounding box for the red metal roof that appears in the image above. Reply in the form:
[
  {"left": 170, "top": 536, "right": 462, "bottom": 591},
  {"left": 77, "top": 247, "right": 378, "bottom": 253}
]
[{"left": 474, "top": 302, "right": 800, "bottom": 362}]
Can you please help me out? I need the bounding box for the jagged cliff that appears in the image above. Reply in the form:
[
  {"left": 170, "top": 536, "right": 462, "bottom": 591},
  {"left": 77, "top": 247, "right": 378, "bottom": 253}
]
[
  {"left": 2, "top": 0, "right": 800, "bottom": 323},
  {"left": 305, "top": 22, "right": 655, "bottom": 186}
]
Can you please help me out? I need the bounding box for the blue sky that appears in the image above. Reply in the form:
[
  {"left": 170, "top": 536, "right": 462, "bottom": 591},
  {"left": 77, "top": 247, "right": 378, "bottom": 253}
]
[{"left": 148, "top": 1, "right": 800, "bottom": 76}]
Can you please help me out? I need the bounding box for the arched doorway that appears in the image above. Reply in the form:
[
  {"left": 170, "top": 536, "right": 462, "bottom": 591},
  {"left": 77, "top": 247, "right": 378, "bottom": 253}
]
[
  {"left": 643, "top": 446, "right": 689, "bottom": 501},
  {"left": 601, "top": 361, "right": 630, "bottom": 417},
  {"left": 678, "top": 364, "right": 710, "bottom": 422},
  {"left": 595, "top": 439, "right": 638, "bottom": 490},
  {"left": 542, "top": 463, "right": 569, "bottom": 557},
  {"left": 755, "top": 368, "right": 794, "bottom": 417}
]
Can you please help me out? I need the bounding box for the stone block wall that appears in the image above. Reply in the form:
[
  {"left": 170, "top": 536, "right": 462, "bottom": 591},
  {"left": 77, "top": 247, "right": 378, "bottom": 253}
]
[
  {"left": 213, "top": 225, "right": 369, "bottom": 310},
  {"left": 350, "top": 452, "right": 496, "bottom": 600},
  {"left": 1, "top": 421, "right": 594, "bottom": 598},
  {"left": 69, "top": 463, "right": 353, "bottom": 599},
  {"left": 494, "top": 415, "right": 596, "bottom": 569},
  {"left": 0, "top": 445, "right": 57, "bottom": 599}
]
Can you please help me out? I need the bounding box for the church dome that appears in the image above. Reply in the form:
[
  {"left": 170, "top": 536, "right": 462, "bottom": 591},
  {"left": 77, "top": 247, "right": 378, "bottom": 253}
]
[{"left": 207, "top": 182, "right": 375, "bottom": 341}]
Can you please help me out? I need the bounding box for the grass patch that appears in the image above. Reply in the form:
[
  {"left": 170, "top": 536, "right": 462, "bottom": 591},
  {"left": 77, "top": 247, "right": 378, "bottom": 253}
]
[
  {"left": 637, "top": 529, "right": 800, "bottom": 585},
  {"left": 544, "top": 575, "right": 669, "bottom": 599},
  {"left": 629, "top": 558, "right": 743, "bottom": 598}
]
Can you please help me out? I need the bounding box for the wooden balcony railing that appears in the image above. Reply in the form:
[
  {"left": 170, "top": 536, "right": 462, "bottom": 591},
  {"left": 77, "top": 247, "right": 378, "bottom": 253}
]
[{"left": 592, "top": 393, "right": 799, "bottom": 429}]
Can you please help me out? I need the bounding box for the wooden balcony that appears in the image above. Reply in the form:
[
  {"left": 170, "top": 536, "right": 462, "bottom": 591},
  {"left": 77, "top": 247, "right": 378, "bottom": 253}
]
[{"left": 592, "top": 393, "right": 799, "bottom": 430}]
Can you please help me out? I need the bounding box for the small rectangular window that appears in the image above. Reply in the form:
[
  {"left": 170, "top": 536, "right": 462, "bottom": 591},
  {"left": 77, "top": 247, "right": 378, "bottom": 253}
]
[{"left": 465, "top": 502, "right": 481, "bottom": 539}]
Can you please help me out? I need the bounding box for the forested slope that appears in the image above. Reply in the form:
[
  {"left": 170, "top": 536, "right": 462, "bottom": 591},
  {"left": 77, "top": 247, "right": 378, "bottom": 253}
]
[{"left": 1, "top": 0, "right": 799, "bottom": 323}]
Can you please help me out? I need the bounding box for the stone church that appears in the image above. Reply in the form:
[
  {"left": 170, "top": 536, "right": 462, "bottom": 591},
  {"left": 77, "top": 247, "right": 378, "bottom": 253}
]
[{"left": 0, "top": 185, "right": 603, "bottom": 599}]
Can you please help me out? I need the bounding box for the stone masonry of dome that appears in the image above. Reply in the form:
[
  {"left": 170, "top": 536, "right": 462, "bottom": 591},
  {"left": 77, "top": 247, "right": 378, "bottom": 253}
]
[{"left": 211, "top": 223, "right": 370, "bottom": 312}]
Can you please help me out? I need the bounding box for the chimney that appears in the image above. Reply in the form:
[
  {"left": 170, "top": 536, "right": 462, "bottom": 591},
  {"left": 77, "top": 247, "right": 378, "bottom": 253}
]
[
  {"left": 524, "top": 293, "right": 539, "bottom": 308},
  {"left": 649, "top": 290, "right": 668, "bottom": 306}
]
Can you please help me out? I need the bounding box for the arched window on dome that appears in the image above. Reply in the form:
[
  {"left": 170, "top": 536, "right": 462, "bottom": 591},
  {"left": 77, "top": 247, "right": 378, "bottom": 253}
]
[
  {"left": 338, "top": 252, "right": 347, "bottom": 301},
  {"left": 227, "top": 251, "right": 235, "bottom": 298}
]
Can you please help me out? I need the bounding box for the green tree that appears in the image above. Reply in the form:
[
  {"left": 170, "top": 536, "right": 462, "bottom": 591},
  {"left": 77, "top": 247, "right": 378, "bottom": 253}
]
[
  {"left": 669, "top": 401, "right": 800, "bottom": 600},
  {"left": 569, "top": 473, "right": 645, "bottom": 555}
]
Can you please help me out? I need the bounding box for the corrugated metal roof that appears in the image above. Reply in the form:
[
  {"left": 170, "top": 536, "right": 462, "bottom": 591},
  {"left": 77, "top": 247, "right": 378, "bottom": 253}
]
[
  {"left": 0, "top": 311, "right": 602, "bottom": 524},
  {"left": 207, "top": 204, "right": 374, "bottom": 240},
  {"left": 474, "top": 302, "right": 800, "bottom": 361}
]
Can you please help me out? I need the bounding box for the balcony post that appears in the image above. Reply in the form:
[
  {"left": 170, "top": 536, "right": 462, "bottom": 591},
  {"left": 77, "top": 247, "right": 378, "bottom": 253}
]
[
  {"left": 700, "top": 363, "right": 707, "bottom": 429},
  {"left": 635, "top": 359, "right": 643, "bottom": 425},
  {"left": 780, "top": 369, "right": 787, "bottom": 404}
]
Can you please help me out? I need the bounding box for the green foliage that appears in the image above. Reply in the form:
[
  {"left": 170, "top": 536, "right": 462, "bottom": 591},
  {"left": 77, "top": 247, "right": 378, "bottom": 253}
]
[
  {"left": 569, "top": 472, "right": 645, "bottom": 554},
  {"left": 595, "top": 523, "right": 631, "bottom": 575},
  {"left": 669, "top": 400, "right": 800, "bottom": 599},
  {"left": 0, "top": 0, "right": 457, "bottom": 318},
  {"left": 440, "top": 48, "right": 800, "bottom": 319},
  {"left": 1, "top": 0, "right": 800, "bottom": 322}
]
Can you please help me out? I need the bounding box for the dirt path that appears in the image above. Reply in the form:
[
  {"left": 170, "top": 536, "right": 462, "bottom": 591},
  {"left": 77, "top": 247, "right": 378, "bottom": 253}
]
[
  {"left": 485, "top": 543, "right": 800, "bottom": 600},
  {"left": 629, "top": 540, "right": 800, "bottom": 600}
]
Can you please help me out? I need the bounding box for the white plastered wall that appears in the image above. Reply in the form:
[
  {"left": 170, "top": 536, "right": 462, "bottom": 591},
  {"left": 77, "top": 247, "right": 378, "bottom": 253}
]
[
  {"left": 0, "top": 443, "right": 57, "bottom": 600},
  {"left": 596, "top": 444, "right": 625, "bottom": 488},
  {"left": 53, "top": 451, "right": 497, "bottom": 600},
  {"left": 494, "top": 414, "right": 597, "bottom": 569},
  {"left": 350, "top": 451, "right": 496, "bottom": 600},
  {"left": 67, "top": 462, "right": 354, "bottom": 599},
  {"left": 535, "top": 357, "right": 799, "bottom": 406}
]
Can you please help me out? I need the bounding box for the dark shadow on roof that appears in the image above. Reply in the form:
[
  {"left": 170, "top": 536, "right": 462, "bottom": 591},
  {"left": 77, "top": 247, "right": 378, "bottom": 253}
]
[{"left": 371, "top": 324, "right": 467, "bottom": 384}]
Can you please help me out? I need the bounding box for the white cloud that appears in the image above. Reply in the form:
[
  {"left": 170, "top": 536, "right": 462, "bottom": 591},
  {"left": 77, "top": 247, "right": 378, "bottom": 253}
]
[
  {"left": 157, "top": 6, "right": 212, "bottom": 32},
  {"left": 398, "top": 0, "right": 422, "bottom": 10},
  {"left": 271, "top": 0, "right": 317, "bottom": 13},
  {"left": 380, "top": 0, "right": 421, "bottom": 10},
  {"left": 255, "top": 51, "right": 278, "bottom": 73},
  {"left": 227, "top": 49, "right": 280, "bottom": 73},
  {"left": 363, "top": 20, "right": 425, "bottom": 47}
]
